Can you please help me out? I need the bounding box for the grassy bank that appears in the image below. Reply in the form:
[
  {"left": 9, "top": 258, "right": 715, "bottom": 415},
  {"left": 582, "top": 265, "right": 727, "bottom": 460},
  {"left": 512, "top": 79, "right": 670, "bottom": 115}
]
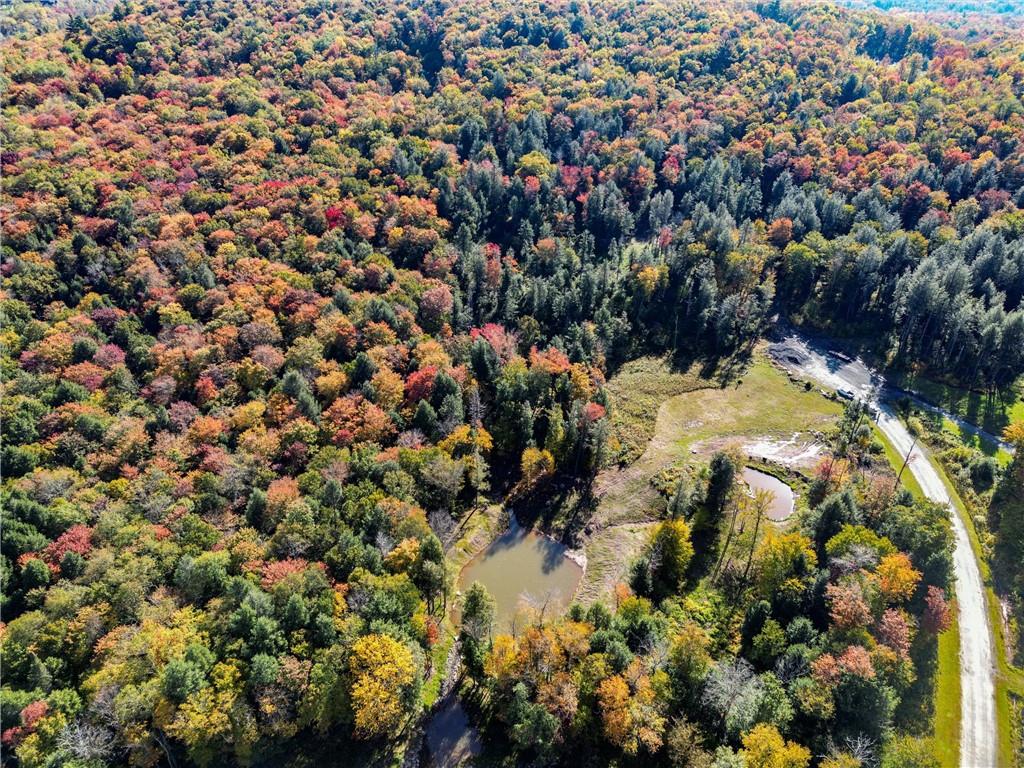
[
  {"left": 893, "top": 372, "right": 1023, "bottom": 438},
  {"left": 926, "top": 452, "right": 1020, "bottom": 768},
  {"left": 873, "top": 422, "right": 925, "bottom": 498},
  {"left": 422, "top": 504, "right": 505, "bottom": 708},
  {"left": 934, "top": 611, "right": 962, "bottom": 768},
  {"left": 872, "top": 424, "right": 962, "bottom": 765}
]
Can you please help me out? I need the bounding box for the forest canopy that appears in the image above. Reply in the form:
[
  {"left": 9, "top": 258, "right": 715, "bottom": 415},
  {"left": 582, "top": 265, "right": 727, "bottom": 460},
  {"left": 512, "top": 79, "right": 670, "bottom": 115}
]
[{"left": 0, "top": 0, "right": 1022, "bottom": 765}]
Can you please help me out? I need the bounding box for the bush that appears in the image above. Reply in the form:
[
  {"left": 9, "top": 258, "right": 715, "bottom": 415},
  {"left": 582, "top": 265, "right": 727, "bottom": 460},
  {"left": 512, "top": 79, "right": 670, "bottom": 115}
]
[
  {"left": 881, "top": 736, "right": 940, "bottom": 768},
  {"left": 969, "top": 455, "right": 998, "bottom": 492}
]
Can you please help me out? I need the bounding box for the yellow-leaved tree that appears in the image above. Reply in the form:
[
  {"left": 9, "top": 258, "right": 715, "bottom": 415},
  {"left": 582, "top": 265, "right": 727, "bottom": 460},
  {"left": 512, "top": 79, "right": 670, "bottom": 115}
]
[
  {"left": 520, "top": 447, "right": 555, "bottom": 487},
  {"left": 348, "top": 634, "right": 419, "bottom": 739},
  {"left": 741, "top": 723, "right": 811, "bottom": 768},
  {"left": 755, "top": 532, "right": 818, "bottom": 600},
  {"left": 596, "top": 660, "right": 667, "bottom": 756},
  {"left": 876, "top": 552, "right": 921, "bottom": 603}
]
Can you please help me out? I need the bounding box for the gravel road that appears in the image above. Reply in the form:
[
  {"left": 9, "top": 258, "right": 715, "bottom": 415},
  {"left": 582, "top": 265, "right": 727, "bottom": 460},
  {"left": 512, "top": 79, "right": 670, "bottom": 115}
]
[{"left": 769, "top": 333, "right": 998, "bottom": 768}]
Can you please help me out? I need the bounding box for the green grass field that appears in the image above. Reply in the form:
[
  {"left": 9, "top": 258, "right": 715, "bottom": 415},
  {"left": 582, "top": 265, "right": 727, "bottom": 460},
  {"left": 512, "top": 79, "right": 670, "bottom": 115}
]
[
  {"left": 652, "top": 355, "right": 841, "bottom": 454},
  {"left": 934, "top": 611, "right": 962, "bottom": 768},
  {"left": 895, "top": 372, "right": 1024, "bottom": 437},
  {"left": 577, "top": 349, "right": 841, "bottom": 603},
  {"left": 604, "top": 356, "right": 722, "bottom": 464}
]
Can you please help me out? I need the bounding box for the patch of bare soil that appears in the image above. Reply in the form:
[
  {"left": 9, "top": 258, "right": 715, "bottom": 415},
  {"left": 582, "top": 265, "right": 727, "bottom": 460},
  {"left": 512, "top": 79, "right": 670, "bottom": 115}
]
[{"left": 689, "top": 433, "right": 826, "bottom": 470}]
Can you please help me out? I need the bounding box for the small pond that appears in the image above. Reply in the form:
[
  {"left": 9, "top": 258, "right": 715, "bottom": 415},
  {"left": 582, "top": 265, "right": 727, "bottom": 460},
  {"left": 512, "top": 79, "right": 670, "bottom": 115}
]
[
  {"left": 741, "top": 467, "right": 796, "bottom": 522},
  {"left": 425, "top": 696, "right": 482, "bottom": 767},
  {"left": 458, "top": 515, "right": 583, "bottom": 631}
]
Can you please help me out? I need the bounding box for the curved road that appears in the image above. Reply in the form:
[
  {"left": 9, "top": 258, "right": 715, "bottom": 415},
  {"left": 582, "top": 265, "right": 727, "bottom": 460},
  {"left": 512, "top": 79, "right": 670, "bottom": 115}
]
[{"left": 769, "top": 334, "right": 997, "bottom": 768}]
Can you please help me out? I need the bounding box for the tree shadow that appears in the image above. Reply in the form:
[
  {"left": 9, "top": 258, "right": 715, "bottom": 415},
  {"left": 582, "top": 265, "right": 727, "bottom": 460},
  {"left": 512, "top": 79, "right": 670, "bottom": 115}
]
[
  {"left": 514, "top": 476, "right": 600, "bottom": 546},
  {"left": 686, "top": 504, "right": 723, "bottom": 582},
  {"left": 695, "top": 343, "right": 755, "bottom": 385},
  {"left": 601, "top": 336, "right": 753, "bottom": 388},
  {"left": 893, "top": 632, "right": 938, "bottom": 735}
]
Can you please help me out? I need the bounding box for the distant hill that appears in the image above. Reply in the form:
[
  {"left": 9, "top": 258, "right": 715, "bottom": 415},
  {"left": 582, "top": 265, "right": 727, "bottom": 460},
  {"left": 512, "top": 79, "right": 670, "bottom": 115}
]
[{"left": 842, "top": 0, "right": 1024, "bottom": 18}]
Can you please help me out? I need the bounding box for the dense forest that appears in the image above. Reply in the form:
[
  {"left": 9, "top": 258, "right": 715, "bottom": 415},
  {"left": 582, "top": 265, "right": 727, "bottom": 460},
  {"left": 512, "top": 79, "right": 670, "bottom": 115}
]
[{"left": 1, "top": 0, "right": 1023, "bottom": 765}]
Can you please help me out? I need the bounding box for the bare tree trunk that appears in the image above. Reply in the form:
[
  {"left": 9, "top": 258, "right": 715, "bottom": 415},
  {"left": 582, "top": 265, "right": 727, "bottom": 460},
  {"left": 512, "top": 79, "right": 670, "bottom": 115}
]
[
  {"left": 893, "top": 437, "right": 917, "bottom": 492},
  {"left": 742, "top": 492, "right": 768, "bottom": 585},
  {"left": 713, "top": 502, "right": 740, "bottom": 581},
  {"left": 154, "top": 730, "right": 177, "bottom": 768}
]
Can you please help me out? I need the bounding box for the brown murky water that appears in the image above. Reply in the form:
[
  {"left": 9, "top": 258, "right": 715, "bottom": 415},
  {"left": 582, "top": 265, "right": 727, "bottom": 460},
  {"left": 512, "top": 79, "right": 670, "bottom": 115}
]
[
  {"left": 425, "top": 696, "right": 482, "bottom": 767},
  {"left": 741, "top": 466, "right": 796, "bottom": 521},
  {"left": 458, "top": 516, "right": 583, "bottom": 632}
]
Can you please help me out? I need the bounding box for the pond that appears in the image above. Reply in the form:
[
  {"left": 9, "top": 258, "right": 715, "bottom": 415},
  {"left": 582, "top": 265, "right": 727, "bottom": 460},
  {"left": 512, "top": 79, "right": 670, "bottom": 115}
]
[
  {"left": 741, "top": 466, "right": 796, "bottom": 522},
  {"left": 425, "top": 696, "right": 482, "bottom": 767},
  {"left": 458, "top": 514, "right": 583, "bottom": 631}
]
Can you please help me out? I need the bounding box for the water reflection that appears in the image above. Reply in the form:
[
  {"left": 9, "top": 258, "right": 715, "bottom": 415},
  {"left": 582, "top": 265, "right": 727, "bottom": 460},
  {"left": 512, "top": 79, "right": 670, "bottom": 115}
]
[
  {"left": 425, "top": 696, "right": 482, "bottom": 767},
  {"left": 458, "top": 515, "right": 583, "bottom": 630},
  {"left": 741, "top": 467, "right": 796, "bottom": 522}
]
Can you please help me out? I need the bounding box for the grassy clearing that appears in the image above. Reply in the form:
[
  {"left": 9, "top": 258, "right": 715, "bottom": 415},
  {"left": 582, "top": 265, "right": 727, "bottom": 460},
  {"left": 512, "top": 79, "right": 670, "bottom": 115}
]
[
  {"left": 604, "top": 356, "right": 721, "bottom": 464},
  {"left": 894, "top": 372, "right": 1023, "bottom": 437},
  {"left": 580, "top": 349, "right": 841, "bottom": 603},
  {"left": 935, "top": 414, "right": 1014, "bottom": 467},
  {"left": 599, "top": 351, "right": 840, "bottom": 527},
  {"left": 575, "top": 522, "right": 655, "bottom": 605},
  {"left": 654, "top": 355, "right": 841, "bottom": 455}
]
